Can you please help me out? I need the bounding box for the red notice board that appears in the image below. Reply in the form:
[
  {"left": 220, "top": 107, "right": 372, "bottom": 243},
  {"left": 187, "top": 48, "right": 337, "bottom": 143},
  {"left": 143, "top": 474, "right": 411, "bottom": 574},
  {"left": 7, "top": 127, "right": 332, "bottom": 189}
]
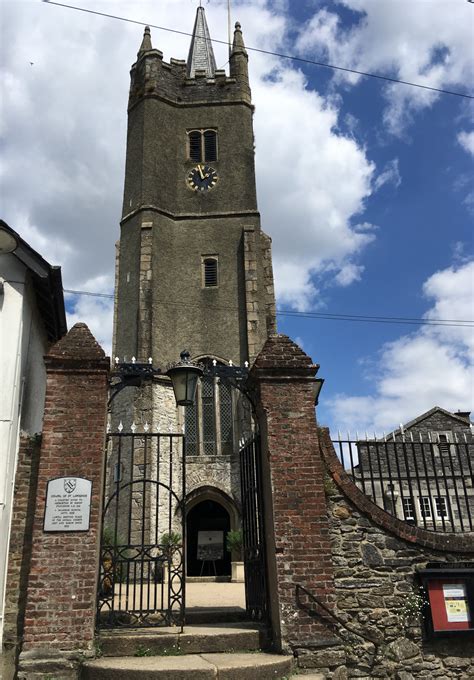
[{"left": 427, "top": 579, "right": 472, "bottom": 632}]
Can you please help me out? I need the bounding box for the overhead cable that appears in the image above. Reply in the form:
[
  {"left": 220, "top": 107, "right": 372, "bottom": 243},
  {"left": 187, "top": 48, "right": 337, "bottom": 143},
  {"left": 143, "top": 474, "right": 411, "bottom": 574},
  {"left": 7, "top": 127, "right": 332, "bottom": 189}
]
[
  {"left": 62, "top": 289, "right": 474, "bottom": 328},
  {"left": 42, "top": 1, "right": 474, "bottom": 100}
]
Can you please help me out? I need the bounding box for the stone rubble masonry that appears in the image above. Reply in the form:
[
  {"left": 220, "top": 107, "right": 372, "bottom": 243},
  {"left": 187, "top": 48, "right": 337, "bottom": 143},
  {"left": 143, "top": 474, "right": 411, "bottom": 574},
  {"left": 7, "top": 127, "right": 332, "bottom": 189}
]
[
  {"left": 18, "top": 323, "right": 109, "bottom": 677},
  {"left": 138, "top": 223, "right": 153, "bottom": 359},
  {"left": 292, "top": 429, "right": 474, "bottom": 678},
  {"left": 129, "top": 42, "right": 251, "bottom": 110},
  {"left": 250, "top": 334, "right": 336, "bottom": 649},
  {"left": 243, "top": 228, "right": 277, "bottom": 363},
  {"left": 261, "top": 231, "right": 277, "bottom": 338}
]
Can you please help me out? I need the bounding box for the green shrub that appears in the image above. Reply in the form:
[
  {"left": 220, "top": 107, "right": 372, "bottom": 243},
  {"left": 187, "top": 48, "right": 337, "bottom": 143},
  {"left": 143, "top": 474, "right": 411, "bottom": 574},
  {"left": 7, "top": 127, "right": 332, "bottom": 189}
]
[{"left": 226, "top": 530, "right": 243, "bottom": 560}]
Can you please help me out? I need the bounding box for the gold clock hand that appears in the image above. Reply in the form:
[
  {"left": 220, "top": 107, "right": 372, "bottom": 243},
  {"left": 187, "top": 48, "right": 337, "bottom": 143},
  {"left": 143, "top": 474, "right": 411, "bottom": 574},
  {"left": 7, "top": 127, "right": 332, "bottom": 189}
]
[{"left": 198, "top": 165, "right": 205, "bottom": 180}]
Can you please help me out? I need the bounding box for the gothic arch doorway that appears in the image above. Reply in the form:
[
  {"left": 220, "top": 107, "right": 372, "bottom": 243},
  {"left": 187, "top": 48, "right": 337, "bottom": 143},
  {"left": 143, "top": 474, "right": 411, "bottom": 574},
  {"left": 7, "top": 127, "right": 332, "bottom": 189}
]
[{"left": 186, "top": 494, "right": 235, "bottom": 577}]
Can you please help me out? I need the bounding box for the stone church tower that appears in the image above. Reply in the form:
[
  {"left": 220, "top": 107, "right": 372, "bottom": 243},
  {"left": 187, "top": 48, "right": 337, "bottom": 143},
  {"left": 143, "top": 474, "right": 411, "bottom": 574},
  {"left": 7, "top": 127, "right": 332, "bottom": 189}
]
[{"left": 112, "top": 8, "right": 275, "bottom": 575}]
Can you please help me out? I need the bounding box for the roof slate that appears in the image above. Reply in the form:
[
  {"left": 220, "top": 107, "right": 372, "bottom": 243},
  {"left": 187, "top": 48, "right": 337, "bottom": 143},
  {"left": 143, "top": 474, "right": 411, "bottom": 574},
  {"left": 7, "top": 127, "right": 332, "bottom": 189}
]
[{"left": 187, "top": 7, "right": 217, "bottom": 78}]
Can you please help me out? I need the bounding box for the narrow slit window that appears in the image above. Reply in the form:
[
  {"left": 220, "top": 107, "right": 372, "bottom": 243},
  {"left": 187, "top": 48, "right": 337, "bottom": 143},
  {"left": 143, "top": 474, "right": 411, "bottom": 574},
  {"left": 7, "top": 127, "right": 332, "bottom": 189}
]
[
  {"left": 203, "top": 257, "right": 218, "bottom": 287},
  {"left": 219, "top": 381, "right": 233, "bottom": 455},
  {"left": 185, "top": 401, "right": 199, "bottom": 455},
  {"left": 202, "top": 377, "right": 216, "bottom": 455}
]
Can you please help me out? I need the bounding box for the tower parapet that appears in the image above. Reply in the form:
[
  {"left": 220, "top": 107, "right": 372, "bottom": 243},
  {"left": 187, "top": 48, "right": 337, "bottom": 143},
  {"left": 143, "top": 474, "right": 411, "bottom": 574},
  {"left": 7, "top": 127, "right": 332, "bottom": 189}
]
[{"left": 129, "top": 20, "right": 252, "bottom": 110}]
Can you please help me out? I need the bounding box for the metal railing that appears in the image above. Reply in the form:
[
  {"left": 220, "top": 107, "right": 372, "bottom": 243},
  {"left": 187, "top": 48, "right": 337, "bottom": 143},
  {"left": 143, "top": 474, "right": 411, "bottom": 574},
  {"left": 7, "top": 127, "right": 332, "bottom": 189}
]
[
  {"left": 240, "top": 434, "right": 268, "bottom": 621},
  {"left": 97, "top": 431, "right": 186, "bottom": 629},
  {"left": 333, "top": 433, "right": 474, "bottom": 533}
]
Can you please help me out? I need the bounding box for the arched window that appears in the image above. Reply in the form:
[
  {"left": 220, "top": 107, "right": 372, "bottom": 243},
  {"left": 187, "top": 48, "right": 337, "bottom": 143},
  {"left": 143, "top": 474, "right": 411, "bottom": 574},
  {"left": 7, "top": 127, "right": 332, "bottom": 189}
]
[
  {"left": 187, "top": 129, "right": 218, "bottom": 162},
  {"left": 202, "top": 257, "right": 218, "bottom": 287},
  {"left": 185, "top": 360, "right": 234, "bottom": 457}
]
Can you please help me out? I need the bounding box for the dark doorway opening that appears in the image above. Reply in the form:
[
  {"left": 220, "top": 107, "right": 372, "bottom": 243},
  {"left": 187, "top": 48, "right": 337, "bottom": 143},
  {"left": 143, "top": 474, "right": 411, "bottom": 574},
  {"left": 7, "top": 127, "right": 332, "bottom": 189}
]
[{"left": 186, "top": 499, "right": 231, "bottom": 577}]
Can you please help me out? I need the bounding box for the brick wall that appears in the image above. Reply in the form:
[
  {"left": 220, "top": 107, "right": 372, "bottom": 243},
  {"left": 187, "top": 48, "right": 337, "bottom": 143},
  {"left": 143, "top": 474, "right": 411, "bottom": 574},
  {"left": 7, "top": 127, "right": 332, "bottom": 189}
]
[
  {"left": 18, "top": 323, "right": 109, "bottom": 677},
  {"left": 250, "top": 334, "right": 336, "bottom": 649},
  {"left": 3, "top": 434, "right": 41, "bottom": 658}
]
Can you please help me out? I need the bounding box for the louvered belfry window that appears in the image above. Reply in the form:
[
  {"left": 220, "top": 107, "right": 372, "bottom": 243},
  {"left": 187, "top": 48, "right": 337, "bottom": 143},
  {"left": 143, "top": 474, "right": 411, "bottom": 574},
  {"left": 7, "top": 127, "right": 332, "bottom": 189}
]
[
  {"left": 203, "top": 130, "right": 217, "bottom": 161},
  {"left": 203, "top": 257, "right": 218, "bottom": 287},
  {"left": 189, "top": 131, "right": 202, "bottom": 162},
  {"left": 188, "top": 129, "right": 218, "bottom": 162}
]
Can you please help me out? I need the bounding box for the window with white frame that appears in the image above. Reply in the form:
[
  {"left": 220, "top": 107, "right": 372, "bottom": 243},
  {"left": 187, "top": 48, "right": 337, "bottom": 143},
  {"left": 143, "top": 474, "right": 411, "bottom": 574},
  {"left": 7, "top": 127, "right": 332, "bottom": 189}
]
[
  {"left": 434, "top": 496, "right": 449, "bottom": 519},
  {"left": 402, "top": 497, "right": 415, "bottom": 520},
  {"left": 419, "top": 496, "right": 432, "bottom": 519}
]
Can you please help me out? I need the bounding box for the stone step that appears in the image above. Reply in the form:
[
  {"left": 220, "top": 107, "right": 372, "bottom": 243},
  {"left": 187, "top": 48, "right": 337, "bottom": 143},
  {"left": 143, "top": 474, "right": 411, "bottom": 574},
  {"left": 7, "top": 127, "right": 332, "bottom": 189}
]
[
  {"left": 99, "top": 623, "right": 269, "bottom": 657},
  {"left": 81, "top": 651, "right": 293, "bottom": 679},
  {"left": 185, "top": 607, "right": 248, "bottom": 624}
]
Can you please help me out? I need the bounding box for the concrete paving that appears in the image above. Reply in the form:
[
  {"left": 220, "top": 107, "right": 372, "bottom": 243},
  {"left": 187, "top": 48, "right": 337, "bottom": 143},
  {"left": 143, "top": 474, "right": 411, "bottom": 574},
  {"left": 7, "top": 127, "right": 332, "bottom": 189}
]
[
  {"left": 108, "top": 581, "right": 245, "bottom": 614},
  {"left": 186, "top": 582, "right": 245, "bottom": 609}
]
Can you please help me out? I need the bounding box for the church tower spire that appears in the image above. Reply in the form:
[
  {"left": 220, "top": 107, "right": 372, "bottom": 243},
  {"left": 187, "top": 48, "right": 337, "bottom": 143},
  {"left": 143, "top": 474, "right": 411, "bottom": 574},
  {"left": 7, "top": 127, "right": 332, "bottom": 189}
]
[{"left": 187, "top": 6, "right": 217, "bottom": 78}]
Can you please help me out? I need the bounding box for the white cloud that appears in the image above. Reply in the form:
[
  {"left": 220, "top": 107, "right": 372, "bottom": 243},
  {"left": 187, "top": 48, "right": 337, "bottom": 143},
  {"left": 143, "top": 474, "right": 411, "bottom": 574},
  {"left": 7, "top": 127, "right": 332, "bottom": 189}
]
[
  {"left": 254, "top": 65, "right": 375, "bottom": 309},
  {"left": 66, "top": 295, "right": 114, "bottom": 357},
  {"left": 327, "top": 260, "right": 474, "bottom": 434},
  {"left": 457, "top": 130, "right": 474, "bottom": 157},
  {"left": 296, "top": 1, "right": 474, "bottom": 136},
  {"left": 334, "top": 263, "right": 364, "bottom": 287},
  {"left": 0, "top": 0, "right": 378, "bottom": 335},
  {"left": 11, "top": 214, "right": 74, "bottom": 269},
  {"left": 373, "top": 159, "right": 401, "bottom": 192}
]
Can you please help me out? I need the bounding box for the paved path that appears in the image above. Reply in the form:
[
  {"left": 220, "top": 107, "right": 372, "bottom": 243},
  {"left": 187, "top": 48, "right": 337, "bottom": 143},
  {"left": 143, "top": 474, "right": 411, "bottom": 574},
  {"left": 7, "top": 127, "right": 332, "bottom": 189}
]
[{"left": 186, "top": 581, "right": 245, "bottom": 609}]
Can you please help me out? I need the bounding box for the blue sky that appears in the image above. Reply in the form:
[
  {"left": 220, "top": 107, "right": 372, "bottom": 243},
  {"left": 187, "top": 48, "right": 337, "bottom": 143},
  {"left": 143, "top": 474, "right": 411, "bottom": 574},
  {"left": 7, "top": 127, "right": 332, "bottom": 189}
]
[{"left": 1, "top": 0, "right": 473, "bottom": 434}]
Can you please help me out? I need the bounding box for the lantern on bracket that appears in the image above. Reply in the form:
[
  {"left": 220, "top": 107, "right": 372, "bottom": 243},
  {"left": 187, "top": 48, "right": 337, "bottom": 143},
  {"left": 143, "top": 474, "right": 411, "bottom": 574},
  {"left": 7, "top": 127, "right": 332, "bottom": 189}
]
[{"left": 166, "top": 350, "right": 204, "bottom": 407}]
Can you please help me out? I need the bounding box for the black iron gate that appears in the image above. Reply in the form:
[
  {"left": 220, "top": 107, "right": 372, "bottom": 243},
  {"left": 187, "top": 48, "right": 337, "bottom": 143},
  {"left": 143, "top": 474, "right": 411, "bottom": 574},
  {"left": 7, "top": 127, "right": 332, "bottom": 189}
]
[
  {"left": 240, "top": 433, "right": 268, "bottom": 621},
  {"left": 97, "top": 431, "right": 186, "bottom": 629}
]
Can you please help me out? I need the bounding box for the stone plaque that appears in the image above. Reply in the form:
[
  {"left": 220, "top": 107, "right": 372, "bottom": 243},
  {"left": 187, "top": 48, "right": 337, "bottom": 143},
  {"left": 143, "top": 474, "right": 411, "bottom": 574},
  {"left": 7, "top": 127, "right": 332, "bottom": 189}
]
[{"left": 43, "top": 477, "right": 92, "bottom": 532}]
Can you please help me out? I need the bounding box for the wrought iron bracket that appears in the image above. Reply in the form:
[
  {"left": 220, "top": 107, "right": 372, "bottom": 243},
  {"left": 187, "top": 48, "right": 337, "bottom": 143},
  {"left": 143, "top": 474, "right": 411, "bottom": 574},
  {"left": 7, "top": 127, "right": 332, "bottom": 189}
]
[
  {"left": 108, "top": 362, "right": 162, "bottom": 407},
  {"left": 108, "top": 356, "right": 256, "bottom": 409},
  {"left": 203, "top": 363, "right": 255, "bottom": 407}
]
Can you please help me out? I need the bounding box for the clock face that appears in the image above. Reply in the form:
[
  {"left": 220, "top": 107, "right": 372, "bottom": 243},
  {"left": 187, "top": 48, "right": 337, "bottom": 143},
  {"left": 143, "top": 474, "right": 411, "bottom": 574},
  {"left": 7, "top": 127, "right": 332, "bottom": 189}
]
[{"left": 187, "top": 164, "right": 218, "bottom": 192}]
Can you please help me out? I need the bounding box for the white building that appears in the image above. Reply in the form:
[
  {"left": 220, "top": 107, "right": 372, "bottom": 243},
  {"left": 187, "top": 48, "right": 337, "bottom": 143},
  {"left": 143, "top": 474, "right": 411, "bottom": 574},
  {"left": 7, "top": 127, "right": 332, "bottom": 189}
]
[{"left": 0, "top": 220, "right": 66, "bottom": 646}]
